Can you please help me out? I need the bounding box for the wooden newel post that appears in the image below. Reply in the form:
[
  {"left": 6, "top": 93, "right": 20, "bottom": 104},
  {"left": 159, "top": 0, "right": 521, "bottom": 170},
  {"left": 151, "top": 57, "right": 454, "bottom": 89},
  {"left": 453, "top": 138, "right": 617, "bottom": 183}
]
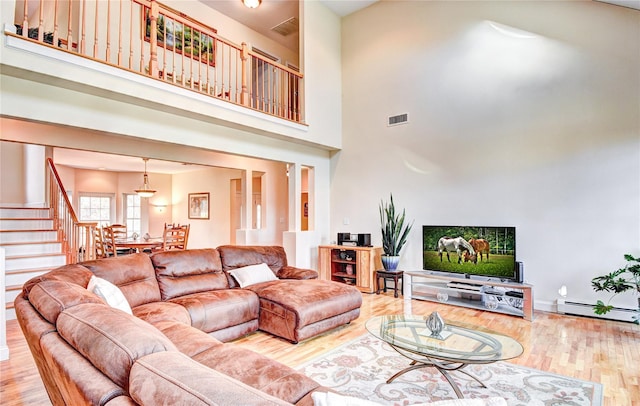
[
  {"left": 241, "top": 42, "right": 249, "bottom": 106},
  {"left": 148, "top": 0, "right": 159, "bottom": 78}
]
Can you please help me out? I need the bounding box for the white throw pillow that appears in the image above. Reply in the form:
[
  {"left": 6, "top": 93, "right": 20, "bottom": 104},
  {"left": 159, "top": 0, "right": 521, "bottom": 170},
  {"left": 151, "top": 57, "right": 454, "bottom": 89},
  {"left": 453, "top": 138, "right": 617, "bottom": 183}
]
[
  {"left": 87, "top": 275, "right": 133, "bottom": 315},
  {"left": 229, "top": 263, "right": 278, "bottom": 288},
  {"left": 312, "top": 392, "right": 382, "bottom": 406}
]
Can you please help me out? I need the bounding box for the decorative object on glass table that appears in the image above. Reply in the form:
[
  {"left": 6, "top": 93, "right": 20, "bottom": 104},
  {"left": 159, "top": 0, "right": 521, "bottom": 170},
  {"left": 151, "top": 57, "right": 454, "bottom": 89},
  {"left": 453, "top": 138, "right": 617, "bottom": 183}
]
[{"left": 425, "top": 311, "right": 445, "bottom": 337}]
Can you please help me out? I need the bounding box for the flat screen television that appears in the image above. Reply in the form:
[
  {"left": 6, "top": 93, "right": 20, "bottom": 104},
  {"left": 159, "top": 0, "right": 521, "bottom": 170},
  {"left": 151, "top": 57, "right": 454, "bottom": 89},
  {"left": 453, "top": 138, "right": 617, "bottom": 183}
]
[{"left": 423, "top": 225, "right": 517, "bottom": 281}]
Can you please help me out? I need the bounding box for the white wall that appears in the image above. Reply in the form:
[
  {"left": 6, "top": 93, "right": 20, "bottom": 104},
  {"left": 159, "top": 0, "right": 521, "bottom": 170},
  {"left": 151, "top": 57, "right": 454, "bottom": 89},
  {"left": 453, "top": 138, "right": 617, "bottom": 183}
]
[
  {"left": 170, "top": 163, "right": 289, "bottom": 249},
  {"left": 333, "top": 1, "right": 640, "bottom": 310},
  {"left": 0, "top": 142, "right": 26, "bottom": 204}
]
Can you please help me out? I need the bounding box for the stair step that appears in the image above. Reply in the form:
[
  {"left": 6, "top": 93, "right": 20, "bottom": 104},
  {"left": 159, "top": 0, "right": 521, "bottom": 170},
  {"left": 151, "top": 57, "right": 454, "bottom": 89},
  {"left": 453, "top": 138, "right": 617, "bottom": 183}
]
[
  {"left": 0, "top": 241, "right": 62, "bottom": 256},
  {"left": 5, "top": 253, "right": 66, "bottom": 272},
  {"left": 0, "top": 219, "right": 54, "bottom": 230},
  {"left": 4, "top": 287, "right": 22, "bottom": 306},
  {"left": 0, "top": 207, "right": 50, "bottom": 218},
  {"left": 5, "top": 265, "right": 59, "bottom": 285},
  {"left": 0, "top": 230, "right": 58, "bottom": 243}
]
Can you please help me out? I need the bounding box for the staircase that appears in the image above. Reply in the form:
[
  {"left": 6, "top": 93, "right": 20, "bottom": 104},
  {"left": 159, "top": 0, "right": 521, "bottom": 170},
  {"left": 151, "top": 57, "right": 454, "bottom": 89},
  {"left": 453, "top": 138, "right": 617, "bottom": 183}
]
[{"left": 1, "top": 207, "right": 66, "bottom": 320}]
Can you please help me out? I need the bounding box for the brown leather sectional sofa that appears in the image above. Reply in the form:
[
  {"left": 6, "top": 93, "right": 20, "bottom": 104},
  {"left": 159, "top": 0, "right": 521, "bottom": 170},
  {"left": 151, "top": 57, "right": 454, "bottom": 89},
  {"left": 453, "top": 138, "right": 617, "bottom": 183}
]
[{"left": 15, "top": 246, "right": 363, "bottom": 405}]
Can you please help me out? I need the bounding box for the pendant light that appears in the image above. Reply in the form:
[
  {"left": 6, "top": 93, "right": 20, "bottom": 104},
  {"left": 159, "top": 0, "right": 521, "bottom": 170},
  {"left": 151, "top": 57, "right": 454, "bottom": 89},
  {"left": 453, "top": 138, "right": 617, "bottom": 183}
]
[
  {"left": 242, "top": 0, "right": 261, "bottom": 9},
  {"left": 135, "top": 158, "right": 156, "bottom": 198}
]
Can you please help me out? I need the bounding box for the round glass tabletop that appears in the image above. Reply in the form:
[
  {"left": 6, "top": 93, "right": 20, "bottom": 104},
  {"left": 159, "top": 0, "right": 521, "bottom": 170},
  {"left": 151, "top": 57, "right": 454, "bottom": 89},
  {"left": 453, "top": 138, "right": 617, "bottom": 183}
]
[{"left": 366, "top": 314, "right": 523, "bottom": 363}]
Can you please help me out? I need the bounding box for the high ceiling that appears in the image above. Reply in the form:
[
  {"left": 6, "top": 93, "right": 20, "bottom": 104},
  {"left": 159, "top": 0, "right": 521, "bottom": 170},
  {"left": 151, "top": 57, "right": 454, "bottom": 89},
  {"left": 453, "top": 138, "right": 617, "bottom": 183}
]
[
  {"left": 53, "top": 149, "right": 205, "bottom": 174},
  {"left": 201, "top": 0, "right": 379, "bottom": 52}
]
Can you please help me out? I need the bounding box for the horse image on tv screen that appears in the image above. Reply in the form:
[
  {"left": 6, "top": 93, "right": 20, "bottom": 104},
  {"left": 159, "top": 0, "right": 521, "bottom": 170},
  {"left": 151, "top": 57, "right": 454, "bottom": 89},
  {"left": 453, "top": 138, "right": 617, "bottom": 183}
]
[{"left": 423, "top": 226, "right": 516, "bottom": 279}]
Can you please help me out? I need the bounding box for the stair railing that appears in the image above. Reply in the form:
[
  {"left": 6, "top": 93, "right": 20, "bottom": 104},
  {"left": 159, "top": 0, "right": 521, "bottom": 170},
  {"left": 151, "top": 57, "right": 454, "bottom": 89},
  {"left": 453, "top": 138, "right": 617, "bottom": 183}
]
[{"left": 46, "top": 158, "right": 97, "bottom": 264}]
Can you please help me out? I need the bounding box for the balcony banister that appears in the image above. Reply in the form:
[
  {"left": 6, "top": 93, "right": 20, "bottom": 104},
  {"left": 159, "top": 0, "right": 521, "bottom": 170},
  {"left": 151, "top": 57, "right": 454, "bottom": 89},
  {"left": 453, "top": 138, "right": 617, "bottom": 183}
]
[{"left": 8, "top": 0, "right": 304, "bottom": 124}]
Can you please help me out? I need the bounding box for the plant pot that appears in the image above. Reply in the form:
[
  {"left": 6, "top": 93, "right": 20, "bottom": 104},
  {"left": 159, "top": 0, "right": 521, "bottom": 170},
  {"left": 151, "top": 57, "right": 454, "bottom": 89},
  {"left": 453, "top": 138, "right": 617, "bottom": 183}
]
[{"left": 381, "top": 255, "right": 400, "bottom": 271}]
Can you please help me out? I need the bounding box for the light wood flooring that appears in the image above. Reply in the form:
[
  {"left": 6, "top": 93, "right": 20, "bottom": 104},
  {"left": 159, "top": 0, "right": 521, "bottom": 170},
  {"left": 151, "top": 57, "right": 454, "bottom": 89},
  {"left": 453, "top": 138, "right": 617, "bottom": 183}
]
[{"left": 1, "top": 292, "right": 639, "bottom": 405}]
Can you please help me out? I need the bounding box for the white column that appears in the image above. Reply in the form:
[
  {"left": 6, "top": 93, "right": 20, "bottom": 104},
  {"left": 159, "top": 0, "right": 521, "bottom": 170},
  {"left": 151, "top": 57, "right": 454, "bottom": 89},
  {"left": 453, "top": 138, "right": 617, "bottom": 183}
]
[{"left": 287, "top": 164, "right": 300, "bottom": 232}]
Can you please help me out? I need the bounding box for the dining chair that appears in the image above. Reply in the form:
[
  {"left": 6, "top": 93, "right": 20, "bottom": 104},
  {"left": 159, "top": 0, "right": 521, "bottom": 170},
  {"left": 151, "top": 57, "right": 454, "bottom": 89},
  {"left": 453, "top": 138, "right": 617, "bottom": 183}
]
[
  {"left": 109, "top": 224, "right": 128, "bottom": 239},
  {"left": 98, "top": 226, "right": 118, "bottom": 258},
  {"left": 93, "top": 227, "right": 107, "bottom": 259},
  {"left": 105, "top": 224, "right": 133, "bottom": 255},
  {"left": 161, "top": 223, "right": 190, "bottom": 251}
]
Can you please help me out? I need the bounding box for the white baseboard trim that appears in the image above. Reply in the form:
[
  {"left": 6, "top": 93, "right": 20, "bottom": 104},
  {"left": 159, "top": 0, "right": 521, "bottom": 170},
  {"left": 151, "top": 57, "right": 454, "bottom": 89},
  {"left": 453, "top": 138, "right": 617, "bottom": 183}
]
[
  {"left": 0, "top": 345, "right": 9, "bottom": 361},
  {"left": 557, "top": 298, "right": 636, "bottom": 323}
]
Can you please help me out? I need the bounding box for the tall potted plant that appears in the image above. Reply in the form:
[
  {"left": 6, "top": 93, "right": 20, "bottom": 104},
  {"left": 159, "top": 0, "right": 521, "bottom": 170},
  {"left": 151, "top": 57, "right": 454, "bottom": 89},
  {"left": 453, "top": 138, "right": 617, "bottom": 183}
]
[
  {"left": 379, "top": 194, "right": 413, "bottom": 271},
  {"left": 591, "top": 254, "right": 640, "bottom": 324}
]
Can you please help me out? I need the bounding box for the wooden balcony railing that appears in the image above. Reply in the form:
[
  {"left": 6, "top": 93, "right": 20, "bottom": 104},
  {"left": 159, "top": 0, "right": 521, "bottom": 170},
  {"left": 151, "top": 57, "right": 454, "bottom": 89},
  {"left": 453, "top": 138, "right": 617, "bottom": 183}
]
[
  {"left": 9, "top": 0, "right": 304, "bottom": 123},
  {"left": 47, "top": 158, "right": 97, "bottom": 264}
]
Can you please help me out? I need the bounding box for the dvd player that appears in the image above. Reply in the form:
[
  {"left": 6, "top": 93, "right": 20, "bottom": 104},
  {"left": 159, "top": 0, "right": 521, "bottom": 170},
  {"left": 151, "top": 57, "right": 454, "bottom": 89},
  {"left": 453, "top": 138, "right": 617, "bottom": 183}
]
[{"left": 446, "top": 282, "right": 484, "bottom": 292}]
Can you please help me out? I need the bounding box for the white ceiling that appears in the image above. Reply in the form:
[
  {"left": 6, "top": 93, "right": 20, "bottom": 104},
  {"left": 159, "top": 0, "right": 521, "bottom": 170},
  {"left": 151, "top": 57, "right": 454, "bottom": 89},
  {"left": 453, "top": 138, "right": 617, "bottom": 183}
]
[
  {"left": 202, "top": 0, "right": 300, "bottom": 52},
  {"left": 595, "top": 0, "right": 640, "bottom": 10},
  {"left": 201, "top": 0, "right": 638, "bottom": 53},
  {"left": 202, "top": 1, "right": 379, "bottom": 52},
  {"left": 53, "top": 149, "right": 204, "bottom": 174}
]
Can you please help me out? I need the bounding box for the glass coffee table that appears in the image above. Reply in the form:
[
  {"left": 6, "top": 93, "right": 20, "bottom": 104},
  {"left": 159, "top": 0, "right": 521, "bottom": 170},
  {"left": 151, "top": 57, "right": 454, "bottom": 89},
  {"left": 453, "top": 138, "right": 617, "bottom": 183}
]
[{"left": 366, "top": 315, "right": 524, "bottom": 398}]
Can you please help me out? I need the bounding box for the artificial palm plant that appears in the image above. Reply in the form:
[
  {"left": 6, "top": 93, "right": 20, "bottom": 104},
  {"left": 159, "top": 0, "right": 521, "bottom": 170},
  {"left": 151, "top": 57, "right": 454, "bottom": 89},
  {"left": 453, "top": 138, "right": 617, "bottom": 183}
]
[
  {"left": 379, "top": 194, "right": 413, "bottom": 270},
  {"left": 591, "top": 254, "right": 640, "bottom": 324}
]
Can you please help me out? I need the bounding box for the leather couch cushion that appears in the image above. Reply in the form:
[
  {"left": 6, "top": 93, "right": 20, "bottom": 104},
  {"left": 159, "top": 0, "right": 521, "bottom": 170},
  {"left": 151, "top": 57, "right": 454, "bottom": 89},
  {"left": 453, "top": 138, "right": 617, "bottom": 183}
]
[
  {"left": 22, "top": 264, "right": 93, "bottom": 298},
  {"left": 82, "top": 253, "right": 161, "bottom": 307},
  {"left": 40, "top": 332, "right": 127, "bottom": 405},
  {"left": 247, "top": 279, "right": 362, "bottom": 327},
  {"left": 168, "top": 289, "right": 259, "bottom": 334},
  {"left": 192, "top": 343, "right": 321, "bottom": 404},
  {"left": 133, "top": 301, "right": 191, "bottom": 326},
  {"left": 130, "top": 351, "right": 292, "bottom": 406},
  {"left": 150, "top": 249, "right": 228, "bottom": 300},
  {"left": 217, "top": 245, "right": 287, "bottom": 288},
  {"left": 29, "top": 280, "right": 105, "bottom": 324},
  {"left": 56, "top": 303, "right": 177, "bottom": 390},
  {"left": 153, "top": 320, "right": 223, "bottom": 358}
]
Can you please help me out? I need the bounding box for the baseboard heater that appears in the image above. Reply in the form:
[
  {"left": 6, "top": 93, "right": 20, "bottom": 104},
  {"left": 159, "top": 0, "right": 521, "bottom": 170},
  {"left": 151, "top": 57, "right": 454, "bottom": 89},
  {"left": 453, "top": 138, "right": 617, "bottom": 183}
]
[{"left": 557, "top": 299, "right": 636, "bottom": 323}]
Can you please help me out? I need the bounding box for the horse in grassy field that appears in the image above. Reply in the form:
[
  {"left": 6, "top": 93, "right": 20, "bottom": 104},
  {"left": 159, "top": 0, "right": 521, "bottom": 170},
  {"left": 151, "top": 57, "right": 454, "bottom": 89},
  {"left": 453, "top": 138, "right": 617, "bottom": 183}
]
[
  {"left": 469, "top": 238, "right": 490, "bottom": 262},
  {"left": 437, "top": 236, "right": 476, "bottom": 264}
]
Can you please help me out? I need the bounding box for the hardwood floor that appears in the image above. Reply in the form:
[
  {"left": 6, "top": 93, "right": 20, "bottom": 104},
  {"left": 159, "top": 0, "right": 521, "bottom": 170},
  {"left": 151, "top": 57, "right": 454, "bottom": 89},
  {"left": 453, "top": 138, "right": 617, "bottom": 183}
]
[{"left": 1, "top": 293, "right": 638, "bottom": 405}]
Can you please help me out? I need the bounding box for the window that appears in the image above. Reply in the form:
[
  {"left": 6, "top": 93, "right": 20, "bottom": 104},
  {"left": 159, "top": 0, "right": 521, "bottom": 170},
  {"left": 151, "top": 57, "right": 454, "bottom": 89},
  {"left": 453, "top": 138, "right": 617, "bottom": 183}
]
[
  {"left": 79, "top": 193, "right": 114, "bottom": 227},
  {"left": 124, "top": 194, "right": 141, "bottom": 236}
]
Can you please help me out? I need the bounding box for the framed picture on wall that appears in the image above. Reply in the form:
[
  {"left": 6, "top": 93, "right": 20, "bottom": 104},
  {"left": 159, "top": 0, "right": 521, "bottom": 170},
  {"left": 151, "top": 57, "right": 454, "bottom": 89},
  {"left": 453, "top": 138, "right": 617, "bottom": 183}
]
[{"left": 188, "top": 192, "right": 210, "bottom": 219}]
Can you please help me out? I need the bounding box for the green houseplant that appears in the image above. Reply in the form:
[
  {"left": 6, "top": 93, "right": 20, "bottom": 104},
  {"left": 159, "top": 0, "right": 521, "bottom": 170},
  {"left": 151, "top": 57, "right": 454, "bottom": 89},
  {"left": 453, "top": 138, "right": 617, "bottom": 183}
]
[
  {"left": 379, "top": 194, "right": 413, "bottom": 271},
  {"left": 591, "top": 254, "right": 640, "bottom": 324}
]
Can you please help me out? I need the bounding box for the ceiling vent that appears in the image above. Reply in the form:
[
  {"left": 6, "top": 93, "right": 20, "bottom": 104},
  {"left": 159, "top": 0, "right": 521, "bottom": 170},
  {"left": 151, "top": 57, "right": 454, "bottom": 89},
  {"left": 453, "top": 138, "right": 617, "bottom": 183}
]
[
  {"left": 388, "top": 113, "right": 409, "bottom": 127},
  {"left": 271, "top": 17, "right": 299, "bottom": 36}
]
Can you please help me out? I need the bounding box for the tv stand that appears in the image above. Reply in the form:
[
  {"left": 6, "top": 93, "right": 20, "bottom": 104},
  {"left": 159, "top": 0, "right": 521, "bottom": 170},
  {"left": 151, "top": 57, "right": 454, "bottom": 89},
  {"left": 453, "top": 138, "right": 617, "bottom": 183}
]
[{"left": 405, "top": 271, "right": 533, "bottom": 321}]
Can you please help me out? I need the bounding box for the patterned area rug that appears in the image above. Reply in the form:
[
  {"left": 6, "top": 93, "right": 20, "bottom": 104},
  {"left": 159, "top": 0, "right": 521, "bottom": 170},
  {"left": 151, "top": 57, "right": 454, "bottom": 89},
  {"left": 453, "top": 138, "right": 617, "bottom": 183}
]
[{"left": 297, "top": 334, "right": 602, "bottom": 406}]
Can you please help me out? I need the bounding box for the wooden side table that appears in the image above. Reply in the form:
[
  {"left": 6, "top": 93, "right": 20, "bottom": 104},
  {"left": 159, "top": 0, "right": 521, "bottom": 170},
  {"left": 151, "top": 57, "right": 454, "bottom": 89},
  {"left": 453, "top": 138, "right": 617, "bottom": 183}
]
[{"left": 375, "top": 270, "right": 403, "bottom": 298}]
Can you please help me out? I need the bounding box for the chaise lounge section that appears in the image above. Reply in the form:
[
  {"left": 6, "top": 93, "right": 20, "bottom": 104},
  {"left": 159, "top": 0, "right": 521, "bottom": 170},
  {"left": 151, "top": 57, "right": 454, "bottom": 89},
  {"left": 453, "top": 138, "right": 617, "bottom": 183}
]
[{"left": 218, "top": 245, "right": 363, "bottom": 343}]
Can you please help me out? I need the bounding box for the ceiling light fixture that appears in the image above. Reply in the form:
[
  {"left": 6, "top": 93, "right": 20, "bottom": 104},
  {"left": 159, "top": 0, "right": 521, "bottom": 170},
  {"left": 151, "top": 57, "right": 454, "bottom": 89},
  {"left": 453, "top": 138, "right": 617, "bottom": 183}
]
[
  {"left": 135, "top": 158, "right": 156, "bottom": 198},
  {"left": 242, "top": 0, "right": 261, "bottom": 9}
]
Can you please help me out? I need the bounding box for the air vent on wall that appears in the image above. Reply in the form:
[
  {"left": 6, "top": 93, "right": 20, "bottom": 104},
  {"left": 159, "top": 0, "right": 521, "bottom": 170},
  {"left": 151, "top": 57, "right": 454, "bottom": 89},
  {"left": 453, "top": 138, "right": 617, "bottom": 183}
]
[
  {"left": 388, "top": 113, "right": 408, "bottom": 127},
  {"left": 271, "top": 17, "right": 299, "bottom": 37}
]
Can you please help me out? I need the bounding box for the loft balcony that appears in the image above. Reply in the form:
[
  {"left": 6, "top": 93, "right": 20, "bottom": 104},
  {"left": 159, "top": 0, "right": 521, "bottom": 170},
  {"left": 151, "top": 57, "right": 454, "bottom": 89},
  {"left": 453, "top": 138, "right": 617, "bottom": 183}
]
[{"left": 4, "top": 0, "right": 304, "bottom": 125}]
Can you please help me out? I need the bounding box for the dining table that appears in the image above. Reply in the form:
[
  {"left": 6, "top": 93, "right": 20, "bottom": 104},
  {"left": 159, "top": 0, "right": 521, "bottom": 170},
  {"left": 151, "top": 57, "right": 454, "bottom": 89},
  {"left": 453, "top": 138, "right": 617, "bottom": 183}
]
[{"left": 114, "top": 238, "right": 164, "bottom": 253}]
